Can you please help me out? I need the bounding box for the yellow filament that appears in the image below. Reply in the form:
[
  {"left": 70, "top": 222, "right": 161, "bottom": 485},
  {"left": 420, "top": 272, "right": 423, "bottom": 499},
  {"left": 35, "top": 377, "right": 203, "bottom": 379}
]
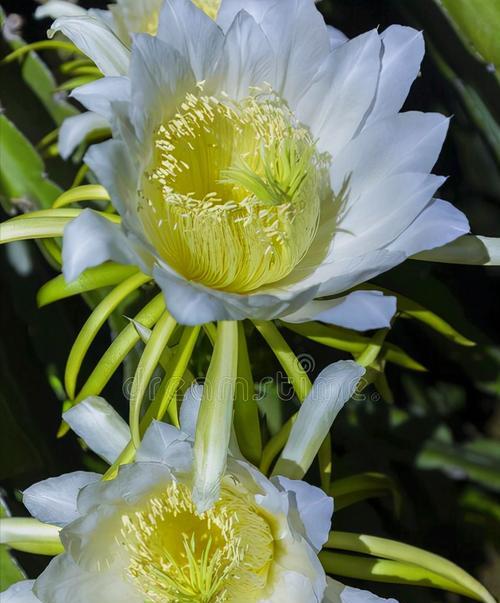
[
  {"left": 121, "top": 482, "right": 274, "bottom": 602},
  {"left": 139, "top": 90, "right": 327, "bottom": 293}
]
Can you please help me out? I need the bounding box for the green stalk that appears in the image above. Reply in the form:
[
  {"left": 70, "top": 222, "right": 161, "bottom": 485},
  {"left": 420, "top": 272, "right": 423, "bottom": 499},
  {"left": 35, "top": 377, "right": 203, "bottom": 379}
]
[{"left": 193, "top": 321, "right": 238, "bottom": 512}]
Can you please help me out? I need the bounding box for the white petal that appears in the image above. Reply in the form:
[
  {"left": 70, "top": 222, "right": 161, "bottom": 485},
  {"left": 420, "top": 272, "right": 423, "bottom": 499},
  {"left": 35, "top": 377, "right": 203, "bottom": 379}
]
[
  {"left": 273, "top": 476, "right": 333, "bottom": 551},
  {"left": 179, "top": 383, "right": 204, "bottom": 438},
  {"left": 218, "top": 10, "right": 273, "bottom": 99},
  {"left": 283, "top": 291, "right": 397, "bottom": 331},
  {"left": 324, "top": 578, "right": 399, "bottom": 603},
  {"left": 327, "top": 25, "right": 348, "bottom": 49},
  {"left": 48, "top": 16, "right": 130, "bottom": 76},
  {"left": 217, "top": 0, "right": 278, "bottom": 30},
  {"left": 156, "top": 0, "right": 224, "bottom": 81},
  {"left": 415, "top": 234, "right": 500, "bottom": 265},
  {"left": 136, "top": 421, "right": 192, "bottom": 473},
  {"left": 256, "top": 0, "right": 331, "bottom": 106},
  {"left": 71, "top": 77, "right": 130, "bottom": 121},
  {"left": 153, "top": 262, "right": 320, "bottom": 324},
  {"left": 128, "top": 34, "right": 196, "bottom": 140},
  {"left": 298, "top": 30, "right": 381, "bottom": 158},
  {"left": 34, "top": 554, "right": 142, "bottom": 603},
  {"left": 274, "top": 361, "right": 365, "bottom": 479},
  {"left": 63, "top": 397, "right": 131, "bottom": 464},
  {"left": 364, "top": 26, "right": 424, "bottom": 127},
  {"left": 333, "top": 173, "right": 446, "bottom": 257},
  {"left": 0, "top": 581, "right": 39, "bottom": 603},
  {"left": 35, "top": 1, "right": 87, "bottom": 19},
  {"left": 58, "top": 112, "right": 109, "bottom": 159},
  {"left": 389, "top": 198, "right": 470, "bottom": 258},
  {"left": 23, "top": 472, "right": 100, "bottom": 527},
  {"left": 62, "top": 209, "right": 140, "bottom": 282},
  {"left": 331, "top": 112, "right": 449, "bottom": 198},
  {"left": 260, "top": 570, "right": 318, "bottom": 603}
]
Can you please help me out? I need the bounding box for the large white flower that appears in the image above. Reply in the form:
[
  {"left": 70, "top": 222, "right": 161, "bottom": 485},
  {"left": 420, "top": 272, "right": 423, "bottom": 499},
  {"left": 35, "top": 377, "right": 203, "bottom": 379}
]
[
  {"left": 0, "top": 392, "right": 395, "bottom": 603},
  {"left": 50, "top": 0, "right": 469, "bottom": 329}
]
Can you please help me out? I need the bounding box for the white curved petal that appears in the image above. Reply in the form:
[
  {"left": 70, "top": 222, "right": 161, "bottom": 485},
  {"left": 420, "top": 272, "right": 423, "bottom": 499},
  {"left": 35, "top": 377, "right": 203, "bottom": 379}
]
[
  {"left": 23, "top": 472, "right": 100, "bottom": 527},
  {"left": 274, "top": 361, "right": 365, "bottom": 479},
  {"left": 1, "top": 581, "right": 38, "bottom": 603},
  {"left": 331, "top": 112, "right": 449, "bottom": 198},
  {"left": 48, "top": 16, "right": 130, "bottom": 76},
  {"left": 154, "top": 261, "right": 321, "bottom": 324},
  {"left": 129, "top": 34, "right": 196, "bottom": 140},
  {"left": 34, "top": 554, "right": 142, "bottom": 603},
  {"left": 156, "top": 0, "right": 224, "bottom": 81},
  {"left": 298, "top": 30, "right": 381, "bottom": 158},
  {"left": 71, "top": 77, "right": 130, "bottom": 121},
  {"left": 63, "top": 397, "right": 130, "bottom": 464},
  {"left": 327, "top": 25, "right": 348, "bottom": 49},
  {"left": 333, "top": 173, "right": 446, "bottom": 257},
  {"left": 217, "top": 0, "right": 278, "bottom": 30},
  {"left": 389, "top": 198, "right": 470, "bottom": 258},
  {"left": 260, "top": 570, "right": 318, "bottom": 603},
  {"left": 273, "top": 476, "right": 333, "bottom": 552},
  {"left": 62, "top": 209, "right": 140, "bottom": 282},
  {"left": 414, "top": 235, "right": 500, "bottom": 265},
  {"left": 136, "top": 421, "right": 192, "bottom": 473},
  {"left": 257, "top": 0, "right": 331, "bottom": 105},
  {"left": 282, "top": 291, "right": 397, "bottom": 331},
  {"left": 218, "top": 10, "right": 274, "bottom": 99},
  {"left": 35, "top": 1, "right": 87, "bottom": 19},
  {"left": 179, "top": 383, "right": 204, "bottom": 438},
  {"left": 364, "top": 26, "right": 424, "bottom": 127},
  {"left": 58, "top": 112, "right": 109, "bottom": 159},
  {"left": 325, "top": 578, "right": 399, "bottom": 603}
]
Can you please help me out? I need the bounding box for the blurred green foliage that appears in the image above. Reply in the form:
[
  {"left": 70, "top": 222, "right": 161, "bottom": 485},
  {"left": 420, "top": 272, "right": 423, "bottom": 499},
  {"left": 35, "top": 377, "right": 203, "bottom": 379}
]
[{"left": 0, "top": 0, "right": 498, "bottom": 600}]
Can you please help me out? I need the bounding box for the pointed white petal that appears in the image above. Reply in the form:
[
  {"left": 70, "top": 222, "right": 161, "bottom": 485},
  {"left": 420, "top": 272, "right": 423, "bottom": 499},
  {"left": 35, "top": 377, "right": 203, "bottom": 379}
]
[
  {"left": 48, "top": 16, "right": 130, "bottom": 76},
  {"left": 414, "top": 234, "right": 500, "bottom": 265},
  {"left": 136, "top": 421, "right": 192, "bottom": 473},
  {"left": 34, "top": 554, "right": 142, "bottom": 603},
  {"left": 1, "top": 581, "right": 38, "bottom": 603},
  {"left": 63, "top": 397, "right": 130, "bottom": 464},
  {"left": 71, "top": 77, "right": 130, "bottom": 121},
  {"left": 274, "top": 476, "right": 333, "bottom": 551},
  {"left": 331, "top": 112, "right": 449, "bottom": 198},
  {"left": 128, "top": 34, "right": 196, "bottom": 139},
  {"left": 179, "top": 383, "right": 204, "bottom": 438},
  {"left": 274, "top": 361, "right": 365, "bottom": 479},
  {"left": 333, "top": 173, "right": 446, "bottom": 257},
  {"left": 62, "top": 209, "right": 139, "bottom": 282},
  {"left": 325, "top": 578, "right": 399, "bottom": 603},
  {"left": 156, "top": 0, "right": 224, "bottom": 81},
  {"left": 58, "top": 112, "right": 109, "bottom": 159},
  {"left": 327, "top": 25, "right": 348, "bottom": 49},
  {"left": 389, "top": 198, "right": 470, "bottom": 258},
  {"left": 283, "top": 291, "right": 397, "bottom": 331},
  {"left": 218, "top": 10, "right": 273, "bottom": 99},
  {"left": 35, "top": 1, "right": 87, "bottom": 19},
  {"left": 23, "top": 472, "right": 100, "bottom": 527},
  {"left": 298, "top": 30, "right": 381, "bottom": 158}
]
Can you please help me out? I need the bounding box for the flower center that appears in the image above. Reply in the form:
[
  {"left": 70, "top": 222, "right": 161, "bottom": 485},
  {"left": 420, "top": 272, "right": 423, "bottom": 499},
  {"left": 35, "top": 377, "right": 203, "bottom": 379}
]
[
  {"left": 121, "top": 482, "right": 274, "bottom": 602},
  {"left": 139, "top": 90, "right": 327, "bottom": 293}
]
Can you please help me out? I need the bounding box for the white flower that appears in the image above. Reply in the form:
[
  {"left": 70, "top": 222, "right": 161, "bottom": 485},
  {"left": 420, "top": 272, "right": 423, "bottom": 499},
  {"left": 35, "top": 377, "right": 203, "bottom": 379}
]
[
  {"left": 0, "top": 393, "right": 396, "bottom": 603},
  {"left": 52, "top": 0, "right": 469, "bottom": 329},
  {"left": 36, "top": 0, "right": 220, "bottom": 158}
]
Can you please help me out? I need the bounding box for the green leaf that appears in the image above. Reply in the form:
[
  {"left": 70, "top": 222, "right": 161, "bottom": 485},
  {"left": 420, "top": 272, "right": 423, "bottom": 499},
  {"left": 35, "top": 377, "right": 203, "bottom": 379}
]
[
  {"left": 326, "top": 531, "right": 495, "bottom": 603},
  {"left": 37, "top": 264, "right": 140, "bottom": 307},
  {"left": 330, "top": 472, "right": 401, "bottom": 514},
  {"left": 65, "top": 273, "right": 152, "bottom": 399},
  {"left": 319, "top": 551, "right": 481, "bottom": 601},
  {"left": 0, "top": 7, "right": 77, "bottom": 126},
  {"left": 0, "top": 115, "right": 62, "bottom": 210},
  {"left": 436, "top": 0, "right": 500, "bottom": 66}
]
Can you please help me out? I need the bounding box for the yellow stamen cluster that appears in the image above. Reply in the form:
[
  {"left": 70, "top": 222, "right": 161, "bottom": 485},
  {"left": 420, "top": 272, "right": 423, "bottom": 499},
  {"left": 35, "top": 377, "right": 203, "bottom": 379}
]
[
  {"left": 139, "top": 89, "right": 326, "bottom": 293},
  {"left": 121, "top": 482, "right": 274, "bottom": 602},
  {"left": 193, "top": 0, "right": 221, "bottom": 20}
]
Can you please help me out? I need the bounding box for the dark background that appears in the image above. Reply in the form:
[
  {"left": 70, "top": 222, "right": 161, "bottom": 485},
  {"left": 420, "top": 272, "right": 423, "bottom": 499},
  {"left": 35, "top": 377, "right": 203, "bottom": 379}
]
[{"left": 0, "top": 1, "right": 499, "bottom": 601}]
